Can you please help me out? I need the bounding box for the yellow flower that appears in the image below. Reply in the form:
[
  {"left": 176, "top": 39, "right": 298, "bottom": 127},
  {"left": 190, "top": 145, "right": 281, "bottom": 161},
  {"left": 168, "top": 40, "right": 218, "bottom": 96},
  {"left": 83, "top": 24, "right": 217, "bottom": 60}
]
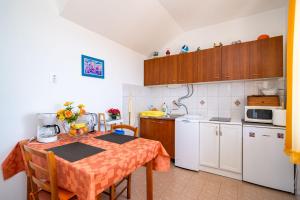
[
  {"left": 56, "top": 109, "right": 64, "bottom": 115},
  {"left": 64, "top": 110, "right": 73, "bottom": 118},
  {"left": 78, "top": 104, "right": 85, "bottom": 109},
  {"left": 58, "top": 114, "right": 65, "bottom": 121},
  {"left": 64, "top": 101, "right": 73, "bottom": 106},
  {"left": 79, "top": 108, "right": 86, "bottom": 116}
]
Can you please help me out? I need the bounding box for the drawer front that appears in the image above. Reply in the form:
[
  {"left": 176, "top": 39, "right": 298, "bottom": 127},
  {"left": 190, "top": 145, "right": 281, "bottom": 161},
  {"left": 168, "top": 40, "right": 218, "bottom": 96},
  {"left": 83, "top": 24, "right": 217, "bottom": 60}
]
[{"left": 247, "top": 96, "right": 280, "bottom": 106}]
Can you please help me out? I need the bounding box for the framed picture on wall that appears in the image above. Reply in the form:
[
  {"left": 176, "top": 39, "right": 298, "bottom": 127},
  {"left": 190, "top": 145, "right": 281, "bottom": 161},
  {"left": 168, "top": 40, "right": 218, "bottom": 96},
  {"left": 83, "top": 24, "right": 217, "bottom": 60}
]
[{"left": 81, "top": 55, "right": 104, "bottom": 79}]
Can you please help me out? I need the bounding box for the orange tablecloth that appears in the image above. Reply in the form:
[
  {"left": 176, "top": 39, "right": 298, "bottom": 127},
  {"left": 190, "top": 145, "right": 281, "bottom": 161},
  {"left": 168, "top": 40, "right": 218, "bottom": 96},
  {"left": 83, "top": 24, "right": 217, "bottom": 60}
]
[{"left": 2, "top": 132, "right": 170, "bottom": 200}]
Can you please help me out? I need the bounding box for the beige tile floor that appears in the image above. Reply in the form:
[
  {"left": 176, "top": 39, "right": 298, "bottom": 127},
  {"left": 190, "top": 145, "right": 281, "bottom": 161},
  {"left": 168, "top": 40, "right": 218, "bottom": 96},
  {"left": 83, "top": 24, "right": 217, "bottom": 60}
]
[{"left": 100, "top": 164, "right": 298, "bottom": 200}]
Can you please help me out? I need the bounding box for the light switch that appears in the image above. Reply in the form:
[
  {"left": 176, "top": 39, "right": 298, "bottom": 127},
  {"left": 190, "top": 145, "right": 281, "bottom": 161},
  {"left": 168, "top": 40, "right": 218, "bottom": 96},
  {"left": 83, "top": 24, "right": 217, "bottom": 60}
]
[{"left": 50, "top": 73, "right": 57, "bottom": 84}]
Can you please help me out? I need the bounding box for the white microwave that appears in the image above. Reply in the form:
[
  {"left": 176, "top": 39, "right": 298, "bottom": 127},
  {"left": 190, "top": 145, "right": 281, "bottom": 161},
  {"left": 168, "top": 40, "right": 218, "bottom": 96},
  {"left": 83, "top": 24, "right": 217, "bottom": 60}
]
[{"left": 245, "top": 106, "right": 282, "bottom": 124}]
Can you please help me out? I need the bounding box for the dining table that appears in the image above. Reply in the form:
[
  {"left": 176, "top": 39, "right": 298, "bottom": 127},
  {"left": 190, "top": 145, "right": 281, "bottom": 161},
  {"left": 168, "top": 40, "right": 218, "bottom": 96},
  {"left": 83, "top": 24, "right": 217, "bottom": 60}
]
[{"left": 2, "top": 131, "right": 171, "bottom": 200}]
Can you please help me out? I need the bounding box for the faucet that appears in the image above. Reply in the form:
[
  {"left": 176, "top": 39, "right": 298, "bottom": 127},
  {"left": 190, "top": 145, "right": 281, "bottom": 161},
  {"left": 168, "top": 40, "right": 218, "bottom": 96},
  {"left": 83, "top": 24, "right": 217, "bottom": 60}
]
[{"left": 172, "top": 84, "right": 194, "bottom": 114}]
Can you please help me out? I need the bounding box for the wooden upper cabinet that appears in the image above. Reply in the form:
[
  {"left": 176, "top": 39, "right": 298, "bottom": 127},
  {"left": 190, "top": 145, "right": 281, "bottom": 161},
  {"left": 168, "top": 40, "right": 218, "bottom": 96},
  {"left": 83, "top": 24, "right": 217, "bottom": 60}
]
[
  {"left": 177, "top": 52, "right": 196, "bottom": 83},
  {"left": 144, "top": 58, "right": 159, "bottom": 86},
  {"left": 167, "top": 55, "right": 178, "bottom": 84},
  {"left": 221, "top": 42, "right": 250, "bottom": 80},
  {"left": 145, "top": 56, "right": 178, "bottom": 85},
  {"left": 144, "top": 35, "right": 283, "bottom": 86},
  {"left": 159, "top": 55, "right": 178, "bottom": 85},
  {"left": 249, "top": 36, "right": 283, "bottom": 79},
  {"left": 196, "top": 47, "right": 221, "bottom": 82},
  {"left": 159, "top": 57, "right": 168, "bottom": 85}
]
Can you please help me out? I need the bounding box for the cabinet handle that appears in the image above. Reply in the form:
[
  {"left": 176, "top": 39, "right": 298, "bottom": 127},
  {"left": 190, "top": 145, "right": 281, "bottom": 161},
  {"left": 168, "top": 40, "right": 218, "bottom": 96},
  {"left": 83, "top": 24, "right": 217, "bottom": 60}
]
[
  {"left": 152, "top": 120, "right": 163, "bottom": 124},
  {"left": 219, "top": 131, "right": 222, "bottom": 136},
  {"left": 215, "top": 127, "right": 218, "bottom": 136},
  {"left": 262, "top": 134, "right": 271, "bottom": 137}
]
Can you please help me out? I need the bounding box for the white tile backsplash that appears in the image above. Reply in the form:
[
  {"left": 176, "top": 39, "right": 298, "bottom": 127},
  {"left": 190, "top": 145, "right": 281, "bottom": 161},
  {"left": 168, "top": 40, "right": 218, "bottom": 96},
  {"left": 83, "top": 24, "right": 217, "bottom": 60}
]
[
  {"left": 207, "top": 97, "right": 219, "bottom": 110},
  {"left": 218, "top": 83, "right": 231, "bottom": 97},
  {"left": 123, "top": 78, "right": 285, "bottom": 122},
  {"left": 207, "top": 83, "right": 219, "bottom": 97},
  {"left": 231, "top": 81, "right": 245, "bottom": 97},
  {"left": 196, "top": 84, "right": 208, "bottom": 97}
]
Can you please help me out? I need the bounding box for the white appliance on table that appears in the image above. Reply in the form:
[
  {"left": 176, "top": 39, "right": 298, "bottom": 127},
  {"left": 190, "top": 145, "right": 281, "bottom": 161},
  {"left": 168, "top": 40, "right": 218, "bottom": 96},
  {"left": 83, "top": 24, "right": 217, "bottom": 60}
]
[
  {"left": 175, "top": 115, "right": 201, "bottom": 171},
  {"left": 243, "top": 124, "right": 294, "bottom": 193},
  {"left": 37, "top": 113, "right": 60, "bottom": 143}
]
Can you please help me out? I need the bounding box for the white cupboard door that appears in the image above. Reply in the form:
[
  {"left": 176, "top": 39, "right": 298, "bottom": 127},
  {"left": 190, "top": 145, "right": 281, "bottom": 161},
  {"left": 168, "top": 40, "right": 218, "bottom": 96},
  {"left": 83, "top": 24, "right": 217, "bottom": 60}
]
[
  {"left": 243, "top": 127, "right": 294, "bottom": 192},
  {"left": 175, "top": 120, "right": 200, "bottom": 171},
  {"left": 200, "top": 123, "right": 219, "bottom": 168},
  {"left": 219, "top": 124, "right": 242, "bottom": 173}
]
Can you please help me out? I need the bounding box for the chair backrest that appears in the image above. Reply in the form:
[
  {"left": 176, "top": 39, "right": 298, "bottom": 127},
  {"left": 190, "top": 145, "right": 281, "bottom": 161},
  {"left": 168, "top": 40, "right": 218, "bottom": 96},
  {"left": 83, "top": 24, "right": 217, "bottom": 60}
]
[
  {"left": 111, "top": 124, "right": 138, "bottom": 137},
  {"left": 20, "top": 141, "right": 58, "bottom": 200},
  {"left": 98, "top": 113, "right": 107, "bottom": 132}
]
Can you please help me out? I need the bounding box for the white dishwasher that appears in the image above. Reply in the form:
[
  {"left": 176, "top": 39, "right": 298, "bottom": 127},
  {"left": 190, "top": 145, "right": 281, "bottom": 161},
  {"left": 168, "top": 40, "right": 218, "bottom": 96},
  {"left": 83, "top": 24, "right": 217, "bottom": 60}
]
[
  {"left": 243, "top": 125, "right": 294, "bottom": 193},
  {"left": 175, "top": 115, "right": 201, "bottom": 171}
]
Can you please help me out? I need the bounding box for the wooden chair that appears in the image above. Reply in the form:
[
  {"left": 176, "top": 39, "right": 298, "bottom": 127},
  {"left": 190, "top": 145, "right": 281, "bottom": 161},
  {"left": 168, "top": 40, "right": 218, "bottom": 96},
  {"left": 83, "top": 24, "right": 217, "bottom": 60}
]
[
  {"left": 19, "top": 140, "right": 76, "bottom": 200},
  {"left": 98, "top": 113, "right": 124, "bottom": 132},
  {"left": 103, "top": 124, "right": 138, "bottom": 200}
]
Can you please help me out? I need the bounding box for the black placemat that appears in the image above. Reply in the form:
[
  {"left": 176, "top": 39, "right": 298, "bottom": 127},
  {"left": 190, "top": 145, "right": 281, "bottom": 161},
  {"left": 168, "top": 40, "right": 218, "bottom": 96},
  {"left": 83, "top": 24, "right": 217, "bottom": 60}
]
[
  {"left": 46, "top": 142, "right": 105, "bottom": 162},
  {"left": 95, "top": 133, "right": 137, "bottom": 144}
]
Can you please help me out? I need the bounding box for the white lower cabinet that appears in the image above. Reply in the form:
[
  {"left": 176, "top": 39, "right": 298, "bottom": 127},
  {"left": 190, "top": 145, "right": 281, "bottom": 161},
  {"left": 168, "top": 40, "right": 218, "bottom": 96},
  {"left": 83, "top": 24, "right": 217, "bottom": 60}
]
[
  {"left": 199, "top": 122, "right": 242, "bottom": 179},
  {"left": 219, "top": 124, "right": 242, "bottom": 173},
  {"left": 199, "top": 123, "right": 219, "bottom": 168}
]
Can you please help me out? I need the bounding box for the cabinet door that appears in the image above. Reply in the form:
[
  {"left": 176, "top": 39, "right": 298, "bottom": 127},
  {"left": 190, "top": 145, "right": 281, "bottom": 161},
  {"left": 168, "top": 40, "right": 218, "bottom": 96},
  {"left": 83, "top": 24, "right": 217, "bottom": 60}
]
[
  {"left": 140, "top": 118, "right": 152, "bottom": 139},
  {"left": 249, "top": 36, "right": 283, "bottom": 79},
  {"left": 219, "top": 124, "right": 242, "bottom": 173},
  {"left": 167, "top": 55, "right": 178, "bottom": 84},
  {"left": 157, "top": 120, "right": 175, "bottom": 158},
  {"left": 177, "top": 52, "right": 196, "bottom": 83},
  {"left": 221, "top": 43, "right": 249, "bottom": 80},
  {"left": 197, "top": 48, "right": 221, "bottom": 82},
  {"left": 159, "top": 57, "right": 168, "bottom": 85},
  {"left": 159, "top": 56, "right": 178, "bottom": 85},
  {"left": 140, "top": 118, "right": 175, "bottom": 158},
  {"left": 200, "top": 123, "right": 219, "bottom": 168},
  {"left": 144, "top": 58, "right": 159, "bottom": 86}
]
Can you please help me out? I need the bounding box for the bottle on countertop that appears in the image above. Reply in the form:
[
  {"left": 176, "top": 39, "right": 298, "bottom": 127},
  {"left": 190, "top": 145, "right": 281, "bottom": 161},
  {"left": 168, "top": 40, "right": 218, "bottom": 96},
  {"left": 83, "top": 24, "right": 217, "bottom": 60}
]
[{"left": 161, "top": 102, "right": 168, "bottom": 115}]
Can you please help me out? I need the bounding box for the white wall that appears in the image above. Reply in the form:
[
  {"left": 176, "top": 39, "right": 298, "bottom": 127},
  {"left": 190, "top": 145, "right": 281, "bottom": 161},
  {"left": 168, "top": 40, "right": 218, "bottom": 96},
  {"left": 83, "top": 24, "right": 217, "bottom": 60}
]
[
  {"left": 0, "top": 0, "right": 144, "bottom": 199},
  {"left": 160, "top": 7, "right": 287, "bottom": 56}
]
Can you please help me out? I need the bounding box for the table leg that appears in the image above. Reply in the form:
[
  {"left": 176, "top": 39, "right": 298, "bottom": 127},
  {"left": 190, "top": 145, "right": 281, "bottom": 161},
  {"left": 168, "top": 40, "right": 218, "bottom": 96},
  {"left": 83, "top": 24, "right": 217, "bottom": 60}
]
[
  {"left": 27, "top": 177, "right": 31, "bottom": 200},
  {"left": 146, "top": 159, "right": 153, "bottom": 200}
]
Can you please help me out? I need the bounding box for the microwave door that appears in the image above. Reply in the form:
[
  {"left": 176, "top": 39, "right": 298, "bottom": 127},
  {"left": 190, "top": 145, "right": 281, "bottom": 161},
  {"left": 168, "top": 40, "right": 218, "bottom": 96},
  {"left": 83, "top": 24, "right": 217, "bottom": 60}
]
[{"left": 246, "top": 109, "right": 273, "bottom": 123}]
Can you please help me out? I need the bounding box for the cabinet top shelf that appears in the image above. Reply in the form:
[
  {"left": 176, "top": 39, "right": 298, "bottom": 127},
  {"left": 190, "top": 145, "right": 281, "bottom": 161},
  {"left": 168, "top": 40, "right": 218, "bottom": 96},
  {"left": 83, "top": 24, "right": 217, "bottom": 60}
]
[{"left": 145, "top": 35, "right": 283, "bottom": 61}]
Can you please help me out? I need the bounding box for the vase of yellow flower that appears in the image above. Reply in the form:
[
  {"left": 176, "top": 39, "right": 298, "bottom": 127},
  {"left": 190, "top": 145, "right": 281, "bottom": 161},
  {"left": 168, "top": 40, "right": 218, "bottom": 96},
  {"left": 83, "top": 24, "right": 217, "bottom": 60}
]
[{"left": 56, "top": 102, "right": 88, "bottom": 137}]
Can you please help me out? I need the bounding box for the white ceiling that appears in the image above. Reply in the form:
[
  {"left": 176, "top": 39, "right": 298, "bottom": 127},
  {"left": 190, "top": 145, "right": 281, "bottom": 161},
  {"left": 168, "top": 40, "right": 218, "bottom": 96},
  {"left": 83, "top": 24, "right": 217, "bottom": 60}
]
[
  {"left": 57, "top": 0, "right": 287, "bottom": 55},
  {"left": 159, "top": 0, "right": 288, "bottom": 31}
]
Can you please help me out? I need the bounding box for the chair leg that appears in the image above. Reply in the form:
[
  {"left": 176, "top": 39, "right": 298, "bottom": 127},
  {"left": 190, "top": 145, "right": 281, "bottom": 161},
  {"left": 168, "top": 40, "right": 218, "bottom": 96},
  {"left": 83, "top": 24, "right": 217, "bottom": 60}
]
[
  {"left": 97, "top": 193, "right": 102, "bottom": 200},
  {"left": 127, "top": 175, "right": 131, "bottom": 199},
  {"left": 110, "top": 185, "right": 116, "bottom": 200}
]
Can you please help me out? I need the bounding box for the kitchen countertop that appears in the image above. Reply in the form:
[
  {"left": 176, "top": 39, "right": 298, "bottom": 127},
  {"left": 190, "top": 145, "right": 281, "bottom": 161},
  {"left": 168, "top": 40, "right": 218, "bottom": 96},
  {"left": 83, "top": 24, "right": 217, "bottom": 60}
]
[
  {"left": 140, "top": 115, "right": 243, "bottom": 125},
  {"left": 140, "top": 114, "right": 184, "bottom": 120},
  {"left": 242, "top": 120, "right": 286, "bottom": 129},
  {"left": 199, "top": 117, "right": 243, "bottom": 125}
]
